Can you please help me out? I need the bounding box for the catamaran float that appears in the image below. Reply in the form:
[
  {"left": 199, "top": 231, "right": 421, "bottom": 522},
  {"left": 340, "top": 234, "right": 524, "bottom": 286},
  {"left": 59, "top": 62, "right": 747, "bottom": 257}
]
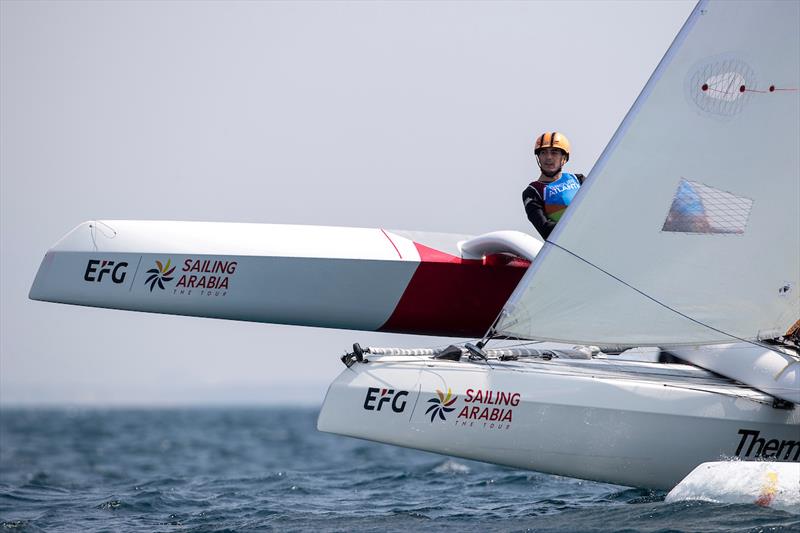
[{"left": 28, "top": 0, "right": 799, "bottom": 508}]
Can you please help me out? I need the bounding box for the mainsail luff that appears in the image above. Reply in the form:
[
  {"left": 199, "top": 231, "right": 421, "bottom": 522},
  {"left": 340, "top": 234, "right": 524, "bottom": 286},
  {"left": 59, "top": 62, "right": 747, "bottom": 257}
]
[{"left": 497, "top": 0, "right": 800, "bottom": 346}]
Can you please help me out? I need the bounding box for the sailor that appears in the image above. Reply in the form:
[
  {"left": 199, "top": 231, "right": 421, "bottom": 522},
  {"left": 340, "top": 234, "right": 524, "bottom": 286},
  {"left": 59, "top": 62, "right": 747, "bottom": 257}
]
[{"left": 522, "top": 132, "right": 585, "bottom": 240}]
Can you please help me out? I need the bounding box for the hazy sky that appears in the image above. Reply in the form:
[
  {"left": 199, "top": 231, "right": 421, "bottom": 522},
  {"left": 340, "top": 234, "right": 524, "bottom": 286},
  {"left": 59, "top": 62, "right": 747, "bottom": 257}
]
[{"left": 1, "top": 0, "right": 694, "bottom": 406}]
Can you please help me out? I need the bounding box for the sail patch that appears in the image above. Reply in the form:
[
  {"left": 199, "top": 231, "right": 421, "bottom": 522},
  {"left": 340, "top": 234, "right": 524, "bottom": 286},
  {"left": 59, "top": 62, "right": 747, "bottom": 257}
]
[
  {"left": 662, "top": 179, "right": 753, "bottom": 234},
  {"left": 686, "top": 55, "right": 756, "bottom": 117}
]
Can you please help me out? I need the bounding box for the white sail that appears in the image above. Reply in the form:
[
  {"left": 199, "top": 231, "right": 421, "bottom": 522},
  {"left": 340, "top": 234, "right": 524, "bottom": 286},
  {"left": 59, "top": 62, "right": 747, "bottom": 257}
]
[{"left": 497, "top": 0, "right": 800, "bottom": 346}]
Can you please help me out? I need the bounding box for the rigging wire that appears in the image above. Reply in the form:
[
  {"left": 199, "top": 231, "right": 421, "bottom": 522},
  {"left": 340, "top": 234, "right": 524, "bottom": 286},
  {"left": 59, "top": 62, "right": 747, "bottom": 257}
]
[{"left": 546, "top": 241, "right": 798, "bottom": 358}]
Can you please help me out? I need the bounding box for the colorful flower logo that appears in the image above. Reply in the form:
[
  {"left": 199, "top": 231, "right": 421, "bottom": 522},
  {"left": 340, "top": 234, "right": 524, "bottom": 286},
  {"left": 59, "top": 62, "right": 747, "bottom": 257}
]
[
  {"left": 426, "top": 388, "right": 457, "bottom": 422},
  {"left": 145, "top": 259, "right": 175, "bottom": 291}
]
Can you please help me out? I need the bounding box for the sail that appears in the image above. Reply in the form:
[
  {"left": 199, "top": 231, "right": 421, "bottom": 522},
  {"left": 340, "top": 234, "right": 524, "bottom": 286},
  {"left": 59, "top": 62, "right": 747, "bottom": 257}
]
[{"left": 497, "top": 0, "right": 800, "bottom": 346}]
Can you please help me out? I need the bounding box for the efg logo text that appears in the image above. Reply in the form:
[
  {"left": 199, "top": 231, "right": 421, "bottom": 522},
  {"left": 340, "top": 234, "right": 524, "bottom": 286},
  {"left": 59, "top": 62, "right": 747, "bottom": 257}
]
[
  {"left": 84, "top": 260, "right": 128, "bottom": 283},
  {"left": 363, "top": 387, "right": 409, "bottom": 413}
]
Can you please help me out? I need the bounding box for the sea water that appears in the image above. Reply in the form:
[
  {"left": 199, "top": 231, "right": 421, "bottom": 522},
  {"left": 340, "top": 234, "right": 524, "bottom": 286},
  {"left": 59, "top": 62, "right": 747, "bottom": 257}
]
[{"left": 1, "top": 408, "right": 797, "bottom": 532}]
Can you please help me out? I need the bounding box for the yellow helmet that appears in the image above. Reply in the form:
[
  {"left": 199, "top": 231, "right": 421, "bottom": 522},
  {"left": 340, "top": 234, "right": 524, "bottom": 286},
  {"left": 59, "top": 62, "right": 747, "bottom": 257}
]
[{"left": 534, "top": 132, "right": 570, "bottom": 161}]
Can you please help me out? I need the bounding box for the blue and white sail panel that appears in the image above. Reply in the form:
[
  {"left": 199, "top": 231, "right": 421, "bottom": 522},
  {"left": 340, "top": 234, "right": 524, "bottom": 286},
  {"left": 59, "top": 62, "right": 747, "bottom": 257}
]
[{"left": 497, "top": 0, "right": 800, "bottom": 346}]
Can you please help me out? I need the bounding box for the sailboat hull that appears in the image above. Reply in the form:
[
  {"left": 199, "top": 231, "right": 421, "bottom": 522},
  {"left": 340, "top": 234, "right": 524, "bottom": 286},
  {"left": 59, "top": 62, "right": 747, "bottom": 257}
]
[
  {"left": 318, "top": 355, "right": 799, "bottom": 490},
  {"left": 29, "top": 221, "right": 532, "bottom": 337}
]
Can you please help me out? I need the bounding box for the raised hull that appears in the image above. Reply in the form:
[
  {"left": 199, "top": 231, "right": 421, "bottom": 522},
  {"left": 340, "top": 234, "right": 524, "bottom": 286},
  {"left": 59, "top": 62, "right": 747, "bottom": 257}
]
[
  {"left": 29, "top": 221, "right": 534, "bottom": 337},
  {"left": 318, "top": 353, "right": 799, "bottom": 490}
]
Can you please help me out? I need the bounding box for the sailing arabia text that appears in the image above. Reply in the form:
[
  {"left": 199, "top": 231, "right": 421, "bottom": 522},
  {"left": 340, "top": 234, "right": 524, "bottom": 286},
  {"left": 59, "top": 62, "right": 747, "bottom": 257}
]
[
  {"left": 455, "top": 388, "right": 521, "bottom": 428},
  {"left": 173, "top": 258, "right": 237, "bottom": 294}
]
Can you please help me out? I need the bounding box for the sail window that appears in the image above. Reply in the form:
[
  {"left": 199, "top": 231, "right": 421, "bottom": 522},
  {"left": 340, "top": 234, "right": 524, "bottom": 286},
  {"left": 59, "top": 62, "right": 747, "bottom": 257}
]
[
  {"left": 686, "top": 57, "right": 756, "bottom": 117},
  {"left": 662, "top": 179, "right": 753, "bottom": 234}
]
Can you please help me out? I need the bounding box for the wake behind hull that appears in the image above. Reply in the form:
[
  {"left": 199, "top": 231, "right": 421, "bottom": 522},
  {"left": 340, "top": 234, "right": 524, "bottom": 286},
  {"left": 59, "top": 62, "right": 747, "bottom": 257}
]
[{"left": 317, "top": 354, "right": 799, "bottom": 490}]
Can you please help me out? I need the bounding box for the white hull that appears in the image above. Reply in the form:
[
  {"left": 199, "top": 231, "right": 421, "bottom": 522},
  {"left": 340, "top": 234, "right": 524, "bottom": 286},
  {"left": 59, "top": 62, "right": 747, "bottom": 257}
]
[
  {"left": 318, "top": 353, "right": 799, "bottom": 490},
  {"left": 29, "top": 220, "right": 534, "bottom": 337}
]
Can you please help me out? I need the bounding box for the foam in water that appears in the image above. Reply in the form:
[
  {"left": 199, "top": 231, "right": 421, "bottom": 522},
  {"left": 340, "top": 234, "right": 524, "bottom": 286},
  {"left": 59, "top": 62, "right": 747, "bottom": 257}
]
[
  {"left": 432, "top": 459, "right": 471, "bottom": 475},
  {"left": 665, "top": 461, "right": 800, "bottom": 513}
]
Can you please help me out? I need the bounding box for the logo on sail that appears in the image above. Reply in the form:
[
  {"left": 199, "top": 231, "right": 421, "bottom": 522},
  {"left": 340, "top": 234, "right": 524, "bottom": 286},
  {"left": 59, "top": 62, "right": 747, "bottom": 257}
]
[
  {"left": 426, "top": 388, "right": 457, "bottom": 422},
  {"left": 145, "top": 259, "right": 176, "bottom": 291}
]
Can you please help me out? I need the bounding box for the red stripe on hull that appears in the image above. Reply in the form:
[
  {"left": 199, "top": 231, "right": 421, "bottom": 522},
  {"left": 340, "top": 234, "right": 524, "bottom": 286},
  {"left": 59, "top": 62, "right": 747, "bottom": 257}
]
[{"left": 378, "top": 243, "right": 529, "bottom": 338}]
